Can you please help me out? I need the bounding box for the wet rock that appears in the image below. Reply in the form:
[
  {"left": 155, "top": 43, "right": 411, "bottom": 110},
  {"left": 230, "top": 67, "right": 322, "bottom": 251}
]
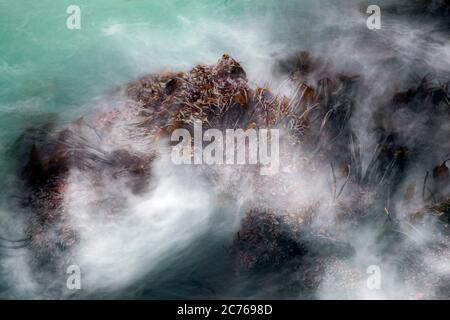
[{"left": 233, "top": 208, "right": 355, "bottom": 272}]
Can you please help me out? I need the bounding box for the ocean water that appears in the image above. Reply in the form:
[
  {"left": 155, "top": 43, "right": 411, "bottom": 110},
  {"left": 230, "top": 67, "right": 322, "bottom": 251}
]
[
  {"left": 1, "top": 0, "right": 449, "bottom": 299},
  {"left": 0, "top": 0, "right": 363, "bottom": 184},
  {"left": 0, "top": 0, "right": 327, "bottom": 298},
  {"left": 1, "top": 0, "right": 414, "bottom": 180},
  {"left": 0, "top": 0, "right": 285, "bottom": 174}
]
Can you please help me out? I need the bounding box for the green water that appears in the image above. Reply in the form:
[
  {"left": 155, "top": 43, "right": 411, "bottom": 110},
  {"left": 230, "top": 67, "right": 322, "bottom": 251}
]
[
  {"left": 0, "top": 0, "right": 328, "bottom": 187},
  {"left": 0, "top": 0, "right": 326, "bottom": 297},
  {"left": 3, "top": 0, "right": 425, "bottom": 299}
]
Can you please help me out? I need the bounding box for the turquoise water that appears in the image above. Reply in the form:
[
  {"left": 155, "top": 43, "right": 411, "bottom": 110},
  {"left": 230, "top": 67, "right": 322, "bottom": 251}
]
[
  {"left": 0, "top": 0, "right": 332, "bottom": 189},
  {"left": 0, "top": 0, "right": 336, "bottom": 298},
  {"left": 4, "top": 0, "right": 448, "bottom": 299}
]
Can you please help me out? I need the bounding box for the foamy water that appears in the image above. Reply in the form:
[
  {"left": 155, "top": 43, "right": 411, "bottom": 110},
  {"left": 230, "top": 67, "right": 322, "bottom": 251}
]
[{"left": 0, "top": 0, "right": 449, "bottom": 299}]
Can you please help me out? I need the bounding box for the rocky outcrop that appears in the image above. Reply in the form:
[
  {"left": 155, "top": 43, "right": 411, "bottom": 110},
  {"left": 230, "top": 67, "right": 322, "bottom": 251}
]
[{"left": 16, "top": 53, "right": 450, "bottom": 297}]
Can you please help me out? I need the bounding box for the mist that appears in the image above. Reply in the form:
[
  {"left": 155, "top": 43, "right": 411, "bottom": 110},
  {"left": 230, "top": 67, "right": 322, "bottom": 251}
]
[{"left": 0, "top": 0, "right": 449, "bottom": 299}]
